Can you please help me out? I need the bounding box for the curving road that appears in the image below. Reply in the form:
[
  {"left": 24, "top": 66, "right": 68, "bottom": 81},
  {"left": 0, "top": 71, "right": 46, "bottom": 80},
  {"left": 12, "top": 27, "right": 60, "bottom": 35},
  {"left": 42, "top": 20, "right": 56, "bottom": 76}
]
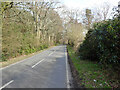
[{"left": 0, "top": 45, "right": 72, "bottom": 89}]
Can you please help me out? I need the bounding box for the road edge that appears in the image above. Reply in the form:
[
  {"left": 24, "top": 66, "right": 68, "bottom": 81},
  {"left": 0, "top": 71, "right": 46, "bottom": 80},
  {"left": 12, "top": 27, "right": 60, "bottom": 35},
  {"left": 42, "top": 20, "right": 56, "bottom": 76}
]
[
  {"left": 0, "top": 46, "right": 55, "bottom": 70},
  {"left": 65, "top": 45, "right": 74, "bottom": 88}
]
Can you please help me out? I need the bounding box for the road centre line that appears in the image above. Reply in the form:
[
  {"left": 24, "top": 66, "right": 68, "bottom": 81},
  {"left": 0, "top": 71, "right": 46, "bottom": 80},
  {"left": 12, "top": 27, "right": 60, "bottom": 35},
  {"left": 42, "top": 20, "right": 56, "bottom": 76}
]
[
  {"left": 0, "top": 47, "right": 53, "bottom": 70},
  {"left": 48, "top": 50, "right": 56, "bottom": 56},
  {"left": 0, "top": 53, "right": 42, "bottom": 70},
  {"left": 32, "top": 59, "right": 44, "bottom": 68},
  {"left": 0, "top": 80, "right": 14, "bottom": 89},
  {"left": 48, "top": 52, "right": 53, "bottom": 56}
]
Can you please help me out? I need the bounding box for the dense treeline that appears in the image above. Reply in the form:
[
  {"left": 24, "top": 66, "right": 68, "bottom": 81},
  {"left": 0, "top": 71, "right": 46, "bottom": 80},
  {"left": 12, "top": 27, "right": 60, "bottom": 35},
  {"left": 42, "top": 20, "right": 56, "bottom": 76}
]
[
  {"left": 78, "top": 15, "right": 120, "bottom": 70},
  {"left": 1, "top": 1, "right": 63, "bottom": 61}
]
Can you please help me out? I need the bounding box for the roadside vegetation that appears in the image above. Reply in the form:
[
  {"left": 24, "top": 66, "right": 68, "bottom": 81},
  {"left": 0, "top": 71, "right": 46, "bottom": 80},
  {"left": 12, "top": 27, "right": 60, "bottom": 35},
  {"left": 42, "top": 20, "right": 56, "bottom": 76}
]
[
  {"left": 79, "top": 16, "right": 120, "bottom": 70},
  {"left": 1, "top": 2, "right": 63, "bottom": 62},
  {"left": 67, "top": 7, "right": 120, "bottom": 88},
  {"left": 68, "top": 46, "right": 119, "bottom": 88}
]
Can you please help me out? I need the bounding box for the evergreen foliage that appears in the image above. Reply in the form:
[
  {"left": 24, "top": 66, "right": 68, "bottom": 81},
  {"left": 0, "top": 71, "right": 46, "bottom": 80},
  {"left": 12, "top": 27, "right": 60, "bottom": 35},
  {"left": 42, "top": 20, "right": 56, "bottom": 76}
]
[{"left": 78, "top": 16, "right": 120, "bottom": 69}]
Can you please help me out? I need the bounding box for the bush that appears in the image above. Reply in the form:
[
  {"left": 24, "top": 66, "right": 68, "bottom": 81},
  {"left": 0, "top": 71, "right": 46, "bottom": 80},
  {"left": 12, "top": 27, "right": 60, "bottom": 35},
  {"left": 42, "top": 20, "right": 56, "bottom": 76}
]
[
  {"left": 78, "top": 17, "right": 120, "bottom": 69},
  {"left": 1, "top": 54, "right": 7, "bottom": 62}
]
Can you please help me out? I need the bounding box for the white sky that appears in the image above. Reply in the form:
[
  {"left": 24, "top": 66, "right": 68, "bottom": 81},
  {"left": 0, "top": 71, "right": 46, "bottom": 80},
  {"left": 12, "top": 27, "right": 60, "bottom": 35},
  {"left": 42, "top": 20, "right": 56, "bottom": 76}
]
[{"left": 62, "top": 0, "right": 120, "bottom": 9}]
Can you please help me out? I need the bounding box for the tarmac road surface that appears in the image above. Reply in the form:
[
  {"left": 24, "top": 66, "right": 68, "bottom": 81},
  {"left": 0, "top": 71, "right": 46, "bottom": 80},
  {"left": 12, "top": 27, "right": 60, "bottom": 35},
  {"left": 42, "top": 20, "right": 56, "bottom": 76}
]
[{"left": 0, "top": 45, "right": 72, "bottom": 89}]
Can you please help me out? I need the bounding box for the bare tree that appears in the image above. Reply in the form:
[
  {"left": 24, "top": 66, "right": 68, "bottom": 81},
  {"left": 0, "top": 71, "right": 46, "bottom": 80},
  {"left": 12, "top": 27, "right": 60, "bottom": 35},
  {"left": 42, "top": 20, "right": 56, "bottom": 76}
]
[
  {"left": 92, "top": 2, "right": 111, "bottom": 22},
  {"left": 61, "top": 8, "right": 85, "bottom": 50}
]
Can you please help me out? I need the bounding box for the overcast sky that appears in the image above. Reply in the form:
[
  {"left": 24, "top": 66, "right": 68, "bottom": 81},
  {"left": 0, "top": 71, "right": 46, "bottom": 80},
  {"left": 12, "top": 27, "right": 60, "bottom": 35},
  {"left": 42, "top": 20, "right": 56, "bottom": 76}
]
[{"left": 62, "top": 0, "right": 120, "bottom": 9}]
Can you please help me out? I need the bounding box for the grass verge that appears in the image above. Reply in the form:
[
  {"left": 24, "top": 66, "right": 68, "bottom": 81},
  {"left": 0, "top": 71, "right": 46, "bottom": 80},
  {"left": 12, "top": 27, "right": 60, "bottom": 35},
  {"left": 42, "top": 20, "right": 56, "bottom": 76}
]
[
  {"left": 0, "top": 46, "right": 54, "bottom": 68},
  {"left": 67, "top": 46, "right": 119, "bottom": 88}
]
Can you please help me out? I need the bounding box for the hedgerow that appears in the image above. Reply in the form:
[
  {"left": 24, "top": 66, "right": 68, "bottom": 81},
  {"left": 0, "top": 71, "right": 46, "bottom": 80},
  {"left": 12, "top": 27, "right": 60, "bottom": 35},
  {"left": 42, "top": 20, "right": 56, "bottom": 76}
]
[{"left": 78, "top": 16, "right": 120, "bottom": 70}]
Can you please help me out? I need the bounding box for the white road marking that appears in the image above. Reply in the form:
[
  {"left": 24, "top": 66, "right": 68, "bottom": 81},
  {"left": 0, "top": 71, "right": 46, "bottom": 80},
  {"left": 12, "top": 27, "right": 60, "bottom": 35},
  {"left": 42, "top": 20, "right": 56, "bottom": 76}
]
[
  {"left": 0, "top": 53, "right": 42, "bottom": 70},
  {"left": 0, "top": 80, "right": 14, "bottom": 89},
  {"left": 0, "top": 47, "right": 53, "bottom": 71},
  {"left": 65, "top": 45, "right": 70, "bottom": 88},
  {"left": 48, "top": 52, "right": 53, "bottom": 56},
  {"left": 48, "top": 50, "right": 55, "bottom": 56},
  {"left": 32, "top": 59, "right": 44, "bottom": 68}
]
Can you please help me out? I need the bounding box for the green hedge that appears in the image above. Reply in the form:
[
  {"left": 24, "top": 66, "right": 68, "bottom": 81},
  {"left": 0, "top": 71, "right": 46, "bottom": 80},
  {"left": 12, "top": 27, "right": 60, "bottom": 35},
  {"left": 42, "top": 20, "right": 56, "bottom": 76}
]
[{"left": 78, "top": 16, "right": 120, "bottom": 69}]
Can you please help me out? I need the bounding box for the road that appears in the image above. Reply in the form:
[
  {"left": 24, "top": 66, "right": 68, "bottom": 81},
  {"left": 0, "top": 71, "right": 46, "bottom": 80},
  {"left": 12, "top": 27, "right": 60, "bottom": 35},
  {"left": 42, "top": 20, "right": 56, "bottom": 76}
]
[{"left": 0, "top": 45, "right": 72, "bottom": 89}]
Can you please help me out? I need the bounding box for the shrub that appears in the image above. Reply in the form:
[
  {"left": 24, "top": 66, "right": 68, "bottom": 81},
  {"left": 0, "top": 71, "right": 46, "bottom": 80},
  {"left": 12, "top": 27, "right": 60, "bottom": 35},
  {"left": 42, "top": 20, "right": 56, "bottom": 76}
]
[{"left": 78, "top": 16, "right": 120, "bottom": 69}]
